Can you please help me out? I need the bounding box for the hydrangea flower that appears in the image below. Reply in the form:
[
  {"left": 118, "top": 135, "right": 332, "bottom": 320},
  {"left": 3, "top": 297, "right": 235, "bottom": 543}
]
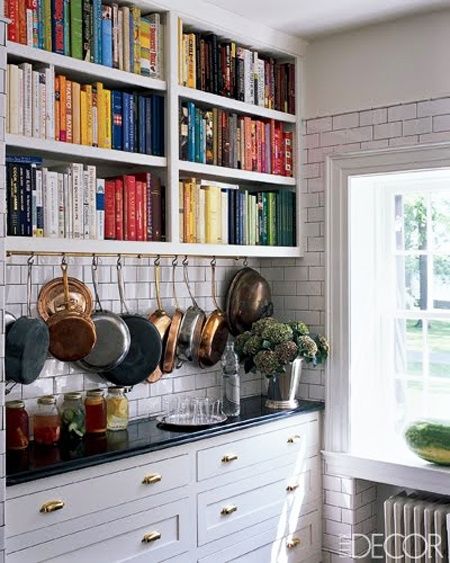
[
  {"left": 274, "top": 341, "right": 298, "bottom": 364},
  {"left": 261, "top": 322, "right": 293, "bottom": 345},
  {"left": 253, "top": 350, "right": 282, "bottom": 376}
]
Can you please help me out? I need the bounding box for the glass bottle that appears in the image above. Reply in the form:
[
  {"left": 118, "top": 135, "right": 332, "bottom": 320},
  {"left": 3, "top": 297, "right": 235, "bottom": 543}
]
[
  {"left": 6, "top": 400, "right": 29, "bottom": 450},
  {"left": 106, "top": 387, "right": 129, "bottom": 431},
  {"left": 34, "top": 396, "right": 61, "bottom": 446},
  {"left": 60, "top": 392, "right": 85, "bottom": 441},
  {"left": 221, "top": 340, "right": 241, "bottom": 417},
  {"left": 85, "top": 389, "right": 107, "bottom": 434}
]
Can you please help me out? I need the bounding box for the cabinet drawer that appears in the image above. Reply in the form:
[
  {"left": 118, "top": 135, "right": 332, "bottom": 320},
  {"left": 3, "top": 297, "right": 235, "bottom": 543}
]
[
  {"left": 198, "top": 510, "right": 321, "bottom": 563},
  {"left": 198, "top": 456, "right": 320, "bottom": 546},
  {"left": 7, "top": 453, "right": 189, "bottom": 538},
  {"left": 7, "top": 498, "right": 192, "bottom": 563},
  {"left": 197, "top": 418, "right": 318, "bottom": 482}
]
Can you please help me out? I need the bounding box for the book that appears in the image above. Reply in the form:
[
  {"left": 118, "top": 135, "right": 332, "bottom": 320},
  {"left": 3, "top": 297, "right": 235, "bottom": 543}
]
[
  {"left": 101, "top": 5, "right": 113, "bottom": 67},
  {"left": 104, "top": 179, "right": 116, "bottom": 239}
]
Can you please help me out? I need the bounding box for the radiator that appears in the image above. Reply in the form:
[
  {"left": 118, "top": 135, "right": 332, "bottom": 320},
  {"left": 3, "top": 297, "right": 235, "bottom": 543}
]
[{"left": 384, "top": 493, "right": 450, "bottom": 562}]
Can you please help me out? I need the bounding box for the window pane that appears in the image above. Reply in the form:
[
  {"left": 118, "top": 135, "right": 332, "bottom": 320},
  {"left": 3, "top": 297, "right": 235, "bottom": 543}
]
[
  {"left": 429, "top": 320, "right": 450, "bottom": 378},
  {"left": 433, "top": 256, "right": 450, "bottom": 310},
  {"left": 394, "top": 318, "right": 423, "bottom": 376},
  {"left": 395, "top": 193, "right": 427, "bottom": 251},
  {"left": 428, "top": 380, "right": 450, "bottom": 420},
  {"left": 397, "top": 256, "right": 428, "bottom": 310},
  {"left": 432, "top": 193, "right": 450, "bottom": 252},
  {"left": 395, "top": 378, "right": 424, "bottom": 424}
]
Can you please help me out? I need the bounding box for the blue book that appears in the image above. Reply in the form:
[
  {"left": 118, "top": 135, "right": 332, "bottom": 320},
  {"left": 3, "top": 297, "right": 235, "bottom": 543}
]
[
  {"left": 138, "top": 96, "right": 146, "bottom": 154},
  {"left": 129, "top": 94, "right": 136, "bottom": 153},
  {"left": 101, "top": 5, "right": 113, "bottom": 67},
  {"left": 122, "top": 93, "right": 131, "bottom": 152},
  {"left": 187, "top": 102, "right": 195, "bottom": 161},
  {"left": 199, "top": 115, "right": 206, "bottom": 164},
  {"left": 111, "top": 91, "right": 123, "bottom": 150},
  {"left": 158, "top": 96, "right": 164, "bottom": 156},
  {"left": 6, "top": 156, "right": 43, "bottom": 164},
  {"left": 228, "top": 190, "right": 235, "bottom": 244},
  {"left": 37, "top": 0, "right": 44, "bottom": 49},
  {"left": 92, "top": 0, "right": 102, "bottom": 64},
  {"left": 145, "top": 97, "right": 152, "bottom": 155},
  {"left": 63, "top": 0, "right": 70, "bottom": 55},
  {"left": 51, "top": 0, "right": 65, "bottom": 54},
  {"left": 194, "top": 108, "right": 201, "bottom": 163}
]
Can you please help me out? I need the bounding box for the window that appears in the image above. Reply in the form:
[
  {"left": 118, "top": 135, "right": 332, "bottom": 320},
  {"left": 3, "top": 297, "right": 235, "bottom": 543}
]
[{"left": 349, "top": 170, "right": 450, "bottom": 458}]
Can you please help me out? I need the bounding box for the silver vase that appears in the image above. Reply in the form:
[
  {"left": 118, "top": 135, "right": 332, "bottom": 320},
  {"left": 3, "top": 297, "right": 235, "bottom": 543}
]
[{"left": 265, "top": 358, "right": 303, "bottom": 410}]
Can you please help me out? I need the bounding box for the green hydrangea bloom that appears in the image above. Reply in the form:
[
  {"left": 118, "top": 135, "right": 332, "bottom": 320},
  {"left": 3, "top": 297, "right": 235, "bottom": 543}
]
[
  {"left": 261, "top": 322, "right": 293, "bottom": 345},
  {"left": 274, "top": 340, "right": 298, "bottom": 364},
  {"left": 253, "top": 349, "right": 282, "bottom": 377}
]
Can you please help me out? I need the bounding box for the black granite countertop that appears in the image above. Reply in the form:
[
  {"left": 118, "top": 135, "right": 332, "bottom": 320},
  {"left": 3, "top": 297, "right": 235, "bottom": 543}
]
[{"left": 6, "top": 396, "right": 324, "bottom": 486}]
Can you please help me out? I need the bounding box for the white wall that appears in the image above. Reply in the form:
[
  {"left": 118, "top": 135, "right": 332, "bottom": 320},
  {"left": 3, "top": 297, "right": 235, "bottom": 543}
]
[{"left": 304, "top": 9, "right": 450, "bottom": 118}]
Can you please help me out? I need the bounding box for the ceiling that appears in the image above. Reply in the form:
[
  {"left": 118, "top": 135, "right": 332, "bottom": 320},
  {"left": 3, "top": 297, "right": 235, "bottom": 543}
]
[{"left": 203, "top": 0, "right": 449, "bottom": 38}]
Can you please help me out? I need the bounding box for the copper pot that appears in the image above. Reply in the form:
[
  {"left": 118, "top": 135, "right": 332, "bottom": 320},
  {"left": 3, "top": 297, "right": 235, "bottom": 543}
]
[{"left": 162, "top": 258, "right": 184, "bottom": 374}]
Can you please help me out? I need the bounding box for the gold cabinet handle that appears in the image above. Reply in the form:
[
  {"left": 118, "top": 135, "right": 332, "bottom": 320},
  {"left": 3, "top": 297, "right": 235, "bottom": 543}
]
[
  {"left": 142, "top": 473, "right": 162, "bottom": 485},
  {"left": 221, "top": 454, "right": 238, "bottom": 463},
  {"left": 40, "top": 500, "right": 65, "bottom": 513},
  {"left": 221, "top": 504, "right": 238, "bottom": 516},
  {"left": 287, "top": 434, "right": 301, "bottom": 444},
  {"left": 287, "top": 537, "right": 301, "bottom": 549},
  {"left": 142, "top": 531, "right": 161, "bottom": 544},
  {"left": 286, "top": 484, "right": 299, "bottom": 492}
]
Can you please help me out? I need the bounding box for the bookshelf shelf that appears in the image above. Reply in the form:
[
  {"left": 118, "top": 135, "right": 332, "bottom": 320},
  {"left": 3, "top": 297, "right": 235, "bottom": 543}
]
[
  {"left": 6, "top": 135, "right": 167, "bottom": 168},
  {"left": 7, "top": 42, "right": 167, "bottom": 92},
  {"left": 178, "top": 160, "right": 296, "bottom": 186},
  {"left": 6, "top": 237, "right": 301, "bottom": 258},
  {"left": 177, "top": 86, "right": 296, "bottom": 124}
]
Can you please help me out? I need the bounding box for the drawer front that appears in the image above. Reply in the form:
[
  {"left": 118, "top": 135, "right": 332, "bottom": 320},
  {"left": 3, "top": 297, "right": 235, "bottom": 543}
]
[
  {"left": 198, "top": 510, "right": 320, "bottom": 563},
  {"left": 197, "top": 419, "right": 318, "bottom": 482},
  {"left": 7, "top": 453, "right": 189, "bottom": 538},
  {"left": 7, "top": 498, "right": 192, "bottom": 563},
  {"left": 198, "top": 456, "right": 320, "bottom": 546}
]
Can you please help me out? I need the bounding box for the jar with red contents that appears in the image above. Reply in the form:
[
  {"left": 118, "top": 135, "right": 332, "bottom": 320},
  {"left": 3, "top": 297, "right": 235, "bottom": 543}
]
[
  {"left": 34, "top": 396, "right": 61, "bottom": 446},
  {"left": 6, "top": 400, "right": 29, "bottom": 450},
  {"left": 85, "top": 389, "right": 107, "bottom": 434}
]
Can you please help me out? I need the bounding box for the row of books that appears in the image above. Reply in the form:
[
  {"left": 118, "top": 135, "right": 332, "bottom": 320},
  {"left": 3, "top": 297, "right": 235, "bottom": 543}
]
[
  {"left": 7, "top": 63, "right": 165, "bottom": 156},
  {"left": 6, "top": 1, "right": 163, "bottom": 78},
  {"left": 6, "top": 157, "right": 165, "bottom": 241},
  {"left": 178, "top": 20, "right": 295, "bottom": 114},
  {"left": 179, "top": 178, "right": 296, "bottom": 246},
  {"left": 180, "top": 102, "right": 293, "bottom": 176}
]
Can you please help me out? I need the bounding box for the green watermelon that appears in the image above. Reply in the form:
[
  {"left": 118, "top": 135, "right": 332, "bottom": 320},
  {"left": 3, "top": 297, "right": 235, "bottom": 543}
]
[{"left": 405, "top": 420, "right": 450, "bottom": 465}]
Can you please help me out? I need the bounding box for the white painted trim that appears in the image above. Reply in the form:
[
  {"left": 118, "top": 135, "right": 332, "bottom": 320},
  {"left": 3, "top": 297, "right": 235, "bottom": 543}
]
[{"left": 325, "top": 141, "right": 450, "bottom": 453}]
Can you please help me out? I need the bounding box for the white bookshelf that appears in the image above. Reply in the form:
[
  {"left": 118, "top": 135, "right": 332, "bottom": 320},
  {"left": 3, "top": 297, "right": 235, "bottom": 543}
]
[{"left": 5, "top": 2, "right": 304, "bottom": 259}]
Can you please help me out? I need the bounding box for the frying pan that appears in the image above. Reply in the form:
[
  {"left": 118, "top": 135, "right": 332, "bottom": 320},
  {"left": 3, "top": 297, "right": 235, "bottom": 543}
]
[
  {"left": 5, "top": 257, "right": 50, "bottom": 384},
  {"left": 77, "top": 257, "right": 131, "bottom": 373},
  {"left": 162, "top": 257, "right": 184, "bottom": 374},
  {"left": 198, "top": 259, "right": 229, "bottom": 368},
  {"left": 176, "top": 258, "right": 206, "bottom": 364},
  {"left": 225, "top": 266, "right": 273, "bottom": 336},
  {"left": 46, "top": 260, "right": 97, "bottom": 362},
  {"left": 103, "top": 257, "right": 162, "bottom": 386}
]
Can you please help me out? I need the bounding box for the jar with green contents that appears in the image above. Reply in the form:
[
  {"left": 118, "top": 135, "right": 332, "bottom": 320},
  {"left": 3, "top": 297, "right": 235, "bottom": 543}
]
[
  {"left": 106, "top": 387, "right": 129, "bottom": 431},
  {"left": 60, "top": 392, "right": 85, "bottom": 441}
]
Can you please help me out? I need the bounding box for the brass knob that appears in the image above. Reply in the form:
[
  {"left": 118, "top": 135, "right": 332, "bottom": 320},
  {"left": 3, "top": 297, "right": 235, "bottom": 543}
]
[
  {"left": 221, "top": 454, "right": 238, "bottom": 463},
  {"left": 286, "top": 484, "right": 299, "bottom": 492},
  {"left": 287, "top": 537, "right": 301, "bottom": 549},
  {"left": 221, "top": 504, "right": 238, "bottom": 516},
  {"left": 142, "top": 473, "right": 162, "bottom": 485},
  {"left": 40, "top": 500, "right": 65, "bottom": 513},
  {"left": 142, "top": 531, "right": 161, "bottom": 544},
  {"left": 287, "top": 434, "right": 301, "bottom": 444}
]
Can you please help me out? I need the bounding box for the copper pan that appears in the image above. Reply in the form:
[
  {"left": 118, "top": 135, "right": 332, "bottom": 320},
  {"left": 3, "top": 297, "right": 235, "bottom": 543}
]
[
  {"left": 198, "top": 259, "right": 229, "bottom": 368},
  {"left": 225, "top": 266, "right": 273, "bottom": 336},
  {"left": 162, "top": 257, "right": 184, "bottom": 374},
  {"left": 38, "top": 276, "right": 93, "bottom": 321}
]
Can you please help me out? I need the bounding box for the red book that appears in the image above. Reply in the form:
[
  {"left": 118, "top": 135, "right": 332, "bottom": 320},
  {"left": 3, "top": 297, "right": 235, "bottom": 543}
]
[
  {"left": 104, "top": 179, "right": 116, "bottom": 239},
  {"left": 151, "top": 177, "right": 162, "bottom": 242},
  {"left": 54, "top": 76, "right": 60, "bottom": 141},
  {"left": 284, "top": 131, "right": 293, "bottom": 177},
  {"left": 18, "top": 0, "right": 26, "bottom": 44},
  {"left": 124, "top": 175, "right": 136, "bottom": 241},
  {"left": 7, "top": 0, "right": 19, "bottom": 42},
  {"left": 134, "top": 172, "right": 152, "bottom": 241},
  {"left": 52, "top": 0, "right": 64, "bottom": 54},
  {"left": 115, "top": 178, "right": 124, "bottom": 240},
  {"left": 135, "top": 180, "right": 144, "bottom": 241},
  {"left": 244, "top": 117, "right": 252, "bottom": 171}
]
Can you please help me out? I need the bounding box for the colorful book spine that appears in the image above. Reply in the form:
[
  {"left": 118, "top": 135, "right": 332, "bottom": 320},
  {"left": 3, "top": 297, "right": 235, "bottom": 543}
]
[
  {"left": 101, "top": 5, "right": 113, "bottom": 67},
  {"left": 70, "top": 0, "right": 83, "bottom": 59}
]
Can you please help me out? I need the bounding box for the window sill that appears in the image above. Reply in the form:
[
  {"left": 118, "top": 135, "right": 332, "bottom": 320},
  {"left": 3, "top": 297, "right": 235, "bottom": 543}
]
[{"left": 322, "top": 450, "right": 450, "bottom": 496}]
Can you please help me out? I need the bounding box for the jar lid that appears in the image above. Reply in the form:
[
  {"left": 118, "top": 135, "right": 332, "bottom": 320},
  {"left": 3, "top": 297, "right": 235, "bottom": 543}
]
[
  {"left": 6, "top": 400, "right": 25, "bottom": 409},
  {"left": 87, "top": 389, "right": 104, "bottom": 397},
  {"left": 64, "top": 392, "right": 82, "bottom": 401},
  {"left": 108, "top": 386, "right": 125, "bottom": 394},
  {"left": 38, "top": 395, "right": 56, "bottom": 405}
]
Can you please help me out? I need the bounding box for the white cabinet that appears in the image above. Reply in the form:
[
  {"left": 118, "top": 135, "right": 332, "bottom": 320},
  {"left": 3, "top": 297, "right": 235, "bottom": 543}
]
[{"left": 6, "top": 410, "right": 322, "bottom": 562}]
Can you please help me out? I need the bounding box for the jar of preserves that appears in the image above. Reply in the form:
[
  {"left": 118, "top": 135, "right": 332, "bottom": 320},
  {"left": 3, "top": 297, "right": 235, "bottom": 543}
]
[
  {"left": 85, "top": 389, "right": 107, "bottom": 434},
  {"left": 6, "top": 400, "right": 29, "bottom": 450},
  {"left": 60, "top": 392, "right": 85, "bottom": 441},
  {"left": 34, "top": 396, "right": 61, "bottom": 446},
  {"left": 106, "top": 387, "right": 129, "bottom": 431}
]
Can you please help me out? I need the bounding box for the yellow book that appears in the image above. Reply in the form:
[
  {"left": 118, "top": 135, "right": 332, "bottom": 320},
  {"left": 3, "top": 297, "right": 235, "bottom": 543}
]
[
  {"left": 95, "top": 82, "right": 106, "bottom": 148},
  {"left": 131, "top": 7, "right": 141, "bottom": 75},
  {"left": 187, "top": 33, "right": 196, "bottom": 89},
  {"left": 80, "top": 89, "right": 88, "bottom": 145},
  {"left": 72, "top": 82, "right": 81, "bottom": 145},
  {"left": 103, "top": 88, "right": 112, "bottom": 150},
  {"left": 190, "top": 178, "right": 198, "bottom": 243},
  {"left": 81, "top": 84, "right": 93, "bottom": 146},
  {"left": 204, "top": 186, "right": 222, "bottom": 244},
  {"left": 177, "top": 18, "right": 183, "bottom": 85}
]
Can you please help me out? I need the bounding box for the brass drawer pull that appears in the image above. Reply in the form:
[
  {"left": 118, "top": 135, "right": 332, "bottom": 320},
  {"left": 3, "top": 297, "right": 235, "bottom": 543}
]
[
  {"left": 287, "top": 434, "right": 301, "bottom": 444},
  {"left": 142, "top": 473, "right": 162, "bottom": 485},
  {"left": 286, "top": 484, "right": 299, "bottom": 492},
  {"left": 221, "top": 504, "right": 238, "bottom": 516},
  {"left": 221, "top": 454, "right": 238, "bottom": 463},
  {"left": 142, "top": 531, "right": 161, "bottom": 544},
  {"left": 40, "top": 500, "right": 65, "bottom": 513},
  {"left": 287, "top": 537, "right": 301, "bottom": 549}
]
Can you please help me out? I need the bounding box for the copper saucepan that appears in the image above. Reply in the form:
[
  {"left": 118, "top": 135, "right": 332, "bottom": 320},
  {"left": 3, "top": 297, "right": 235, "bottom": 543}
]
[{"left": 162, "top": 257, "right": 184, "bottom": 374}]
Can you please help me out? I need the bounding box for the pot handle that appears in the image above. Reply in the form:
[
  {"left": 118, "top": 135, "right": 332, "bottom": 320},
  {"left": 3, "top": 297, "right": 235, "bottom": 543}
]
[
  {"left": 117, "top": 256, "right": 129, "bottom": 314},
  {"left": 91, "top": 256, "right": 103, "bottom": 312},
  {"left": 26, "top": 255, "right": 34, "bottom": 318},
  {"left": 210, "top": 258, "right": 222, "bottom": 312},
  {"left": 61, "top": 256, "right": 72, "bottom": 311},
  {"left": 172, "top": 256, "right": 180, "bottom": 310},
  {"left": 154, "top": 256, "right": 163, "bottom": 311},
  {"left": 182, "top": 257, "right": 199, "bottom": 308}
]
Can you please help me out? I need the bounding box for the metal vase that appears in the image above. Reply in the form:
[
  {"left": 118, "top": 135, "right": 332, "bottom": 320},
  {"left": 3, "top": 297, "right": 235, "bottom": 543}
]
[{"left": 265, "top": 358, "right": 303, "bottom": 410}]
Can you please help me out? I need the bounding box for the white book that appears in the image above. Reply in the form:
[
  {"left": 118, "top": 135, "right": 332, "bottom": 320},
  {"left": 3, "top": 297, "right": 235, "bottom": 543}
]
[
  {"left": 221, "top": 190, "right": 228, "bottom": 245},
  {"left": 87, "top": 165, "right": 97, "bottom": 239},
  {"left": 43, "top": 170, "right": 59, "bottom": 238},
  {"left": 243, "top": 49, "right": 253, "bottom": 105},
  {"left": 198, "top": 183, "right": 205, "bottom": 244},
  {"left": 82, "top": 171, "right": 89, "bottom": 239},
  {"left": 96, "top": 178, "right": 105, "bottom": 240},
  {"left": 257, "top": 59, "right": 265, "bottom": 107},
  {"left": 26, "top": 8, "right": 33, "bottom": 46},
  {"left": 244, "top": 190, "right": 249, "bottom": 245},
  {"left": 6, "top": 64, "right": 10, "bottom": 133},
  {"left": 252, "top": 51, "right": 259, "bottom": 105},
  {"left": 8, "top": 65, "right": 20, "bottom": 134},
  {"left": 19, "top": 62, "right": 33, "bottom": 137},
  {"left": 17, "top": 67, "right": 24, "bottom": 135},
  {"left": 38, "top": 71, "right": 46, "bottom": 138},
  {"left": 31, "top": 70, "right": 40, "bottom": 137},
  {"left": 35, "top": 169, "right": 43, "bottom": 237},
  {"left": 65, "top": 168, "right": 73, "bottom": 238},
  {"left": 57, "top": 173, "right": 65, "bottom": 237},
  {"left": 71, "top": 163, "right": 83, "bottom": 239},
  {"left": 39, "top": 65, "right": 55, "bottom": 140}
]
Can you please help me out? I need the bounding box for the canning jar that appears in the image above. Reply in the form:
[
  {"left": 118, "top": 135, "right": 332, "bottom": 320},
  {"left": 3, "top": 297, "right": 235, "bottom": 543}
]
[
  {"left": 34, "top": 396, "right": 61, "bottom": 446},
  {"left": 6, "top": 400, "right": 29, "bottom": 450},
  {"left": 106, "top": 387, "right": 129, "bottom": 431},
  {"left": 85, "top": 389, "right": 107, "bottom": 434},
  {"left": 60, "top": 392, "right": 85, "bottom": 441}
]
